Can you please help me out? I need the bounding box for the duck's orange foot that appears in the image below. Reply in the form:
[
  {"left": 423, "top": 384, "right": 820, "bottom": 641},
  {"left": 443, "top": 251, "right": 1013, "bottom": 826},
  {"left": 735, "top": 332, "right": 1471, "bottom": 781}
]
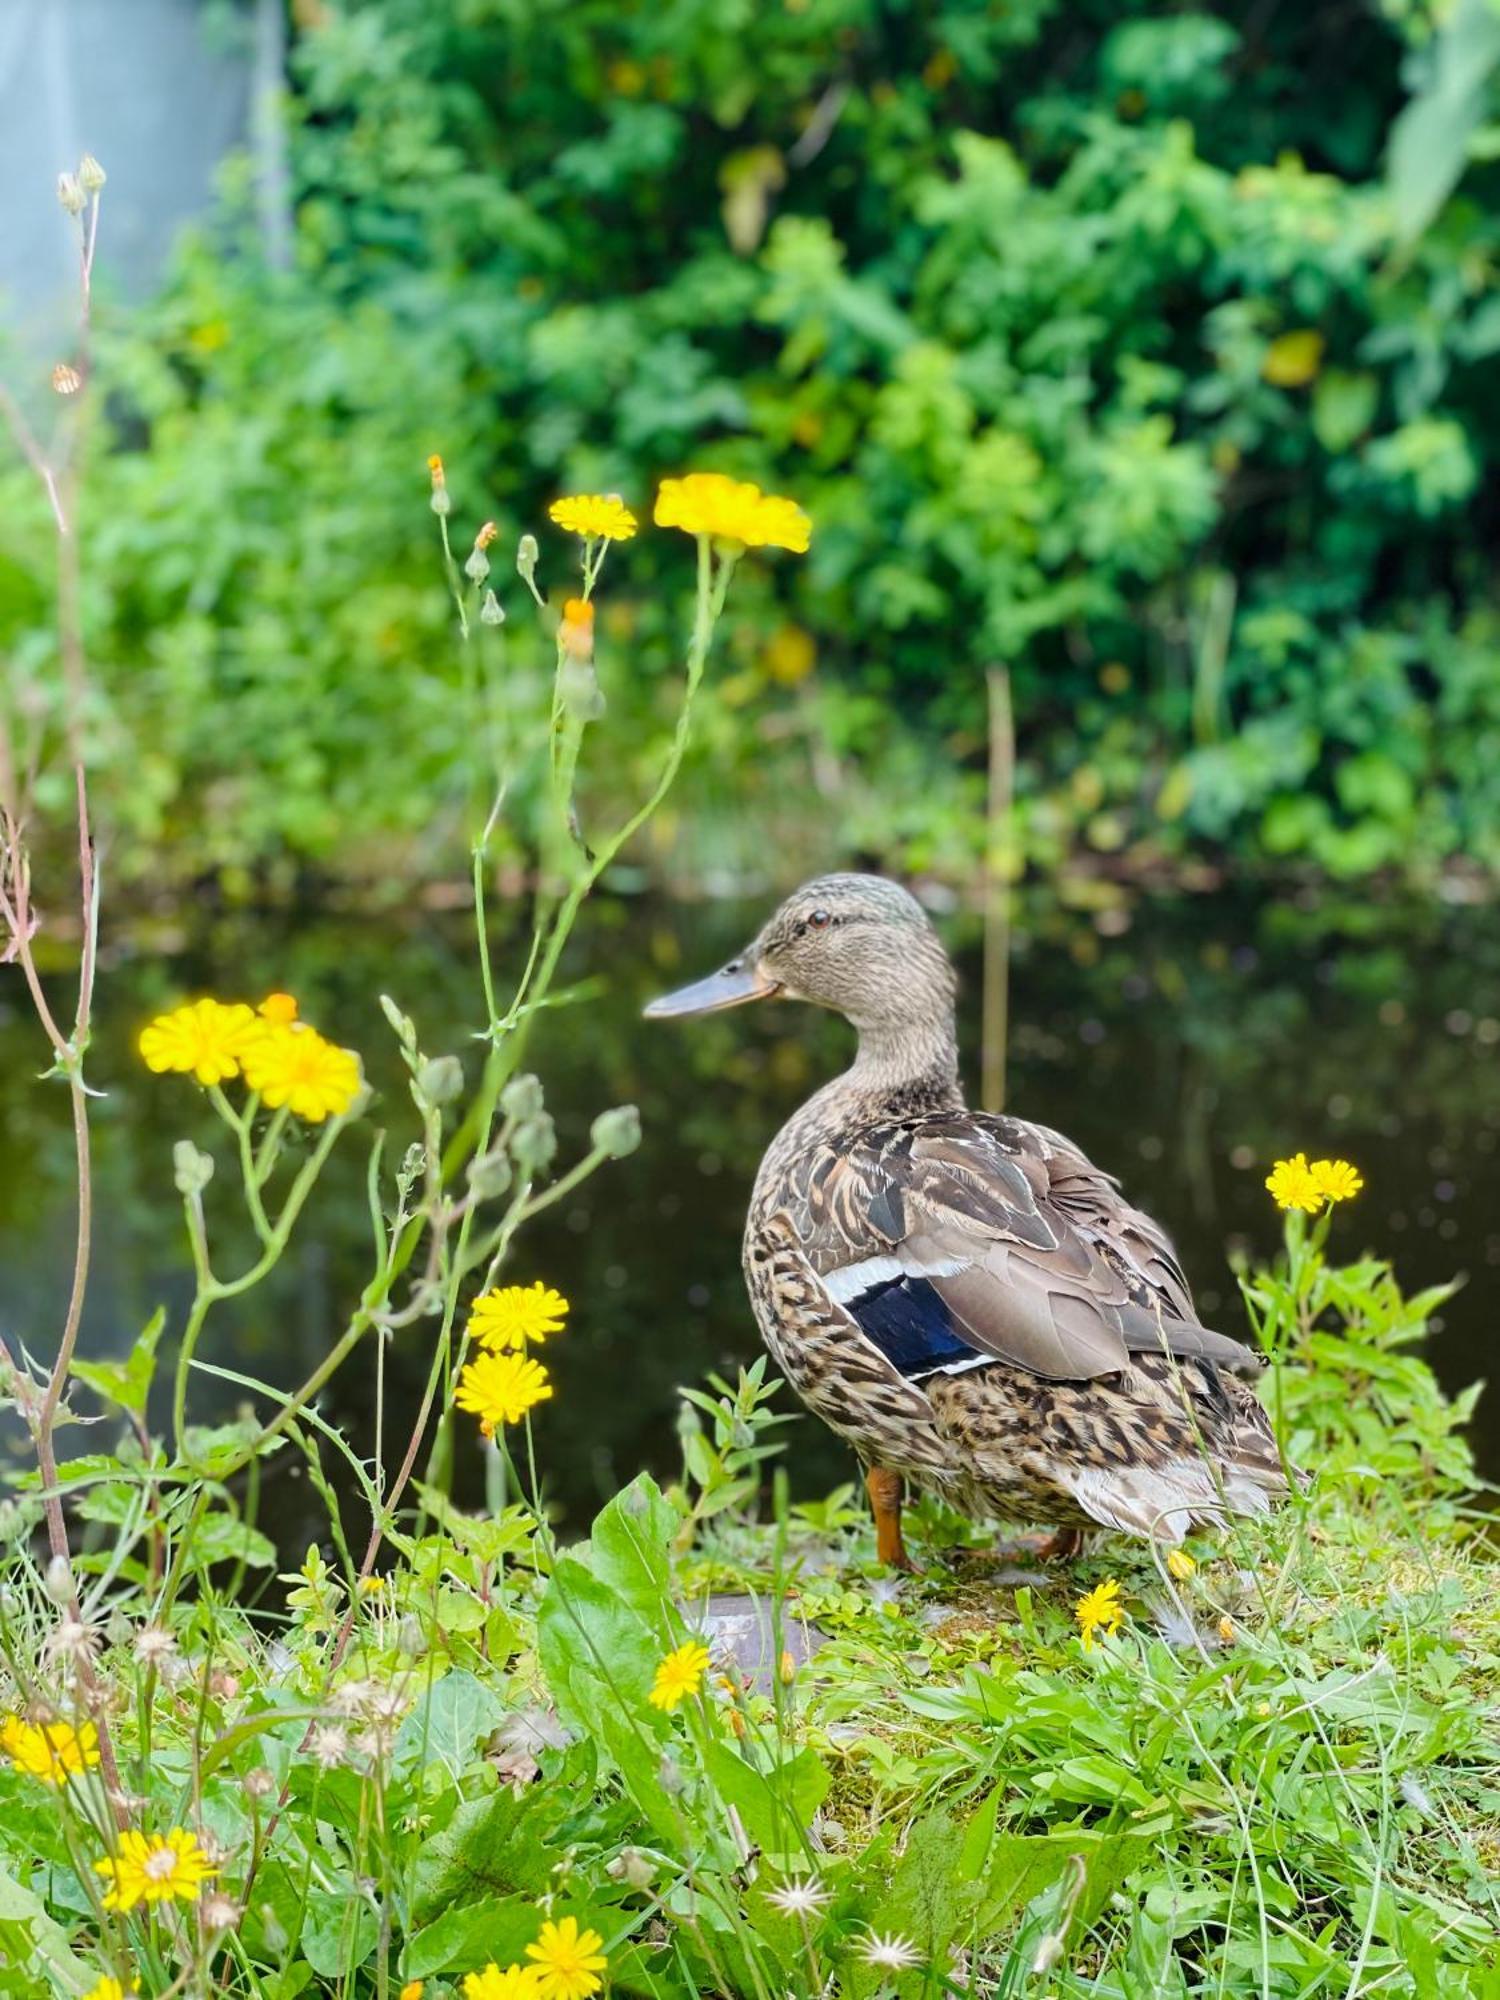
[{"left": 865, "top": 1465, "right": 920, "bottom": 1573}]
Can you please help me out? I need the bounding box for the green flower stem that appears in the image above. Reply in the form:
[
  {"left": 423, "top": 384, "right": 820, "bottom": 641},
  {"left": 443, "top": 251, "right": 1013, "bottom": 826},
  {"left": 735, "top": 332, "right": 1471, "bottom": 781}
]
[
  {"left": 209, "top": 1084, "right": 273, "bottom": 1242},
  {"left": 171, "top": 1111, "right": 348, "bottom": 1462}
]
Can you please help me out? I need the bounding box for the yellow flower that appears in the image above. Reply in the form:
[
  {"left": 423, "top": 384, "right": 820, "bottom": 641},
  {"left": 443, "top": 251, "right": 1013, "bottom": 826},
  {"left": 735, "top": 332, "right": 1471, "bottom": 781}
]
[
  {"left": 1, "top": 1714, "right": 99, "bottom": 1784},
  {"left": 1219, "top": 1616, "right": 1236, "bottom": 1643},
  {"left": 1309, "top": 1157, "right": 1363, "bottom": 1203},
  {"left": 467, "top": 1283, "right": 570, "bottom": 1353},
  {"left": 258, "top": 991, "right": 299, "bottom": 1025},
  {"left": 654, "top": 472, "right": 811, "bottom": 552},
  {"left": 648, "top": 1640, "right": 711, "bottom": 1711},
  {"left": 139, "top": 999, "right": 258, "bottom": 1086},
  {"left": 427, "top": 453, "right": 446, "bottom": 488},
  {"left": 1166, "top": 1549, "right": 1196, "bottom": 1581},
  {"left": 82, "top": 1980, "right": 136, "bottom": 2000},
  {"left": 96, "top": 1828, "right": 216, "bottom": 1911},
  {"left": 548, "top": 494, "right": 638, "bottom": 541},
  {"left": 1264, "top": 1153, "right": 1324, "bottom": 1214},
  {"left": 526, "top": 1916, "right": 608, "bottom": 2000},
  {"left": 455, "top": 1351, "right": 554, "bottom": 1436},
  {"left": 399, "top": 1983, "right": 426, "bottom": 2000},
  {"left": 462, "top": 1968, "right": 542, "bottom": 2000},
  {"left": 357, "top": 1574, "right": 386, "bottom": 1597},
  {"left": 241, "top": 1024, "right": 361, "bottom": 1123},
  {"left": 1075, "top": 1578, "right": 1124, "bottom": 1650}
]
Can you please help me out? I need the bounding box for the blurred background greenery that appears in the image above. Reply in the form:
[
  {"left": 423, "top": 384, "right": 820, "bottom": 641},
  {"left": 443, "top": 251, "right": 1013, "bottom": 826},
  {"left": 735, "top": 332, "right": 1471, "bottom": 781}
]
[{"left": 3, "top": 0, "right": 1500, "bottom": 896}]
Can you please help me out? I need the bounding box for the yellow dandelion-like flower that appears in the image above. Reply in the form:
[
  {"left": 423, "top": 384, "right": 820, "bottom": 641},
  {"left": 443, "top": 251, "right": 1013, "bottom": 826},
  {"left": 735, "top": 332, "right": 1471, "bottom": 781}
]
[
  {"left": 1264, "top": 1153, "right": 1324, "bottom": 1214},
  {"left": 1075, "top": 1578, "right": 1124, "bottom": 1651},
  {"left": 138, "top": 998, "right": 258, "bottom": 1087},
  {"left": 525, "top": 1916, "right": 608, "bottom": 2000},
  {"left": 399, "top": 1982, "right": 427, "bottom": 2000},
  {"left": 1166, "top": 1549, "right": 1196, "bottom": 1581},
  {"left": 454, "top": 1352, "right": 554, "bottom": 1436},
  {"left": 648, "top": 1640, "right": 712, "bottom": 1711},
  {"left": 462, "top": 1968, "right": 542, "bottom": 2000},
  {"left": 653, "top": 472, "right": 811, "bottom": 552},
  {"left": 96, "top": 1828, "right": 216, "bottom": 1912},
  {"left": 548, "top": 494, "right": 638, "bottom": 542},
  {"left": 467, "top": 1283, "right": 570, "bottom": 1352},
  {"left": 257, "top": 991, "right": 299, "bottom": 1025},
  {"left": 82, "top": 1980, "right": 136, "bottom": 2000},
  {"left": 240, "top": 1024, "right": 362, "bottom": 1123},
  {"left": 1, "top": 1714, "right": 99, "bottom": 1784},
  {"left": 1309, "top": 1157, "right": 1363, "bottom": 1204}
]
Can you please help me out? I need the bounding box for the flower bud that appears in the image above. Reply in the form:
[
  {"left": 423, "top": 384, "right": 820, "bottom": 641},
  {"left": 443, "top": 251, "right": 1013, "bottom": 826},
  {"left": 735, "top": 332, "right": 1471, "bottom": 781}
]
[
  {"left": 559, "top": 597, "right": 595, "bottom": 662},
  {"left": 57, "top": 173, "right": 84, "bottom": 214},
  {"left": 45, "top": 1555, "right": 74, "bottom": 1604},
  {"left": 605, "top": 1847, "right": 655, "bottom": 1890},
  {"left": 511, "top": 1113, "right": 557, "bottom": 1174},
  {"left": 557, "top": 656, "right": 605, "bottom": 723},
  {"left": 500, "top": 1073, "right": 544, "bottom": 1121},
  {"left": 516, "top": 533, "right": 539, "bottom": 583},
  {"left": 590, "top": 1105, "right": 641, "bottom": 1159},
  {"left": 464, "top": 545, "right": 491, "bottom": 584},
  {"left": 173, "top": 1140, "right": 216, "bottom": 1195},
  {"left": 78, "top": 153, "right": 107, "bottom": 192},
  {"left": 465, "top": 1148, "right": 513, "bottom": 1200},
  {"left": 51, "top": 363, "right": 81, "bottom": 396},
  {"left": 480, "top": 589, "right": 505, "bottom": 626},
  {"left": 414, "top": 1055, "right": 464, "bottom": 1109}
]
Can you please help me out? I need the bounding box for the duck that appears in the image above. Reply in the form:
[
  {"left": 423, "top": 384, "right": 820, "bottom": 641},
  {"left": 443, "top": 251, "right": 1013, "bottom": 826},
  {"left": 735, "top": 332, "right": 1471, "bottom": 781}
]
[{"left": 646, "top": 872, "right": 1294, "bottom": 1569}]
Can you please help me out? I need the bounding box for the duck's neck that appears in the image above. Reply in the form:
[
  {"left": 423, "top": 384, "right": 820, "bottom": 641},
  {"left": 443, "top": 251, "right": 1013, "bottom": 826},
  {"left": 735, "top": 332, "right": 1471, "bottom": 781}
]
[
  {"left": 776, "top": 1009, "right": 962, "bottom": 1158},
  {"left": 845, "top": 1008, "right": 961, "bottom": 1108}
]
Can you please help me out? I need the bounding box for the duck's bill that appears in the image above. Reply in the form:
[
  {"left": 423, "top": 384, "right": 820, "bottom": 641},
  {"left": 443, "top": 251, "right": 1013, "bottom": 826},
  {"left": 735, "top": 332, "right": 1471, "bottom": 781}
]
[{"left": 643, "top": 961, "right": 779, "bottom": 1019}]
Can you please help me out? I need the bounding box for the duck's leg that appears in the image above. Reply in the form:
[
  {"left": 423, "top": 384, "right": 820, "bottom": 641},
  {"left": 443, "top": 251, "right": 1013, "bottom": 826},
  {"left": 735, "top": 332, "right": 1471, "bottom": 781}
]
[{"left": 865, "top": 1465, "right": 918, "bottom": 1572}]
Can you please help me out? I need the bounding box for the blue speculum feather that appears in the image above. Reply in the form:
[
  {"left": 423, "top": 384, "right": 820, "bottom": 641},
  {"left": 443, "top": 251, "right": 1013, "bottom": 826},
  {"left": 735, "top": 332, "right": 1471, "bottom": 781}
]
[{"left": 847, "top": 1275, "right": 981, "bottom": 1378}]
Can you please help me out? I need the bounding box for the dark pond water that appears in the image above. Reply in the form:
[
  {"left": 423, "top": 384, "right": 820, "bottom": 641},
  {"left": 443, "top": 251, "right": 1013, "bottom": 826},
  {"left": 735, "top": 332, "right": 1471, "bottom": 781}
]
[{"left": 3, "top": 882, "right": 1498, "bottom": 1555}]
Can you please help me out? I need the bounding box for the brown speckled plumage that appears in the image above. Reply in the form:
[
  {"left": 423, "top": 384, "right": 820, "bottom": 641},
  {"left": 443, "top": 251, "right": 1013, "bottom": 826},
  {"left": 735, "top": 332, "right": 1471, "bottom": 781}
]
[{"left": 648, "top": 873, "right": 1296, "bottom": 1553}]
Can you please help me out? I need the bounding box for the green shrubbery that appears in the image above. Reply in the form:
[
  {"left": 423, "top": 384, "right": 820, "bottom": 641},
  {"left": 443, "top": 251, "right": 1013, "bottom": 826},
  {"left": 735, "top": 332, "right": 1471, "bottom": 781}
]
[{"left": 4, "top": 2, "right": 1500, "bottom": 888}]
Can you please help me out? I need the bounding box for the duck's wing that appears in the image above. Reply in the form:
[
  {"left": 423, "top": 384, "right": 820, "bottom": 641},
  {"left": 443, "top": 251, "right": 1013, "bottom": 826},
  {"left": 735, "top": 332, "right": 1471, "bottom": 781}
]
[{"left": 805, "top": 1112, "right": 1260, "bottom": 1386}]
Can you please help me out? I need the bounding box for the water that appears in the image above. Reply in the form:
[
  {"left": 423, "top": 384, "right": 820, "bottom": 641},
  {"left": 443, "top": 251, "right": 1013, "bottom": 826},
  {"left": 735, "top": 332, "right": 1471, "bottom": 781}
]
[{"left": 3, "top": 884, "right": 1497, "bottom": 1554}]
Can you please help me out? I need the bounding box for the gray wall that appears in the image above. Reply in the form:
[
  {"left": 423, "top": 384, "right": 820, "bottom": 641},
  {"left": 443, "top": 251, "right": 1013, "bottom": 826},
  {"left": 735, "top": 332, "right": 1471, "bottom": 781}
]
[{"left": 0, "top": 0, "right": 262, "bottom": 368}]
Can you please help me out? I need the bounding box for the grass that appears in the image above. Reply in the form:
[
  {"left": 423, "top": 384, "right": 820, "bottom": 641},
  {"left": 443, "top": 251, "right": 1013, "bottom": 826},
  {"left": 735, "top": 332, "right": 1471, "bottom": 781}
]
[{"left": 0, "top": 1234, "right": 1496, "bottom": 1999}]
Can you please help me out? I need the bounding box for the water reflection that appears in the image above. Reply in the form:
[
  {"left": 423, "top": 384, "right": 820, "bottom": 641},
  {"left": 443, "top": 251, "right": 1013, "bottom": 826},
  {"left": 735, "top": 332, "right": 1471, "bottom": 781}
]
[{"left": 2, "top": 885, "right": 1496, "bottom": 1552}]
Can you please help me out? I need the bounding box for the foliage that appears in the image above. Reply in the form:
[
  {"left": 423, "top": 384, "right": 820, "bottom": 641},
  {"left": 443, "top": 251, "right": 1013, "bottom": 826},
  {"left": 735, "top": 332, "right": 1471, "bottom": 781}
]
[
  {"left": 0, "top": 1202, "right": 1496, "bottom": 1994},
  {"left": 4, "top": 2, "right": 1500, "bottom": 887}
]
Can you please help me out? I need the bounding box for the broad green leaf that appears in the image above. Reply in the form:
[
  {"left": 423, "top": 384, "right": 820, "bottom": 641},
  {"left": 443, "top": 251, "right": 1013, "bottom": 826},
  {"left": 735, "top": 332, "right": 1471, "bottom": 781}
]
[
  {"left": 395, "top": 1668, "right": 508, "bottom": 1776},
  {"left": 71, "top": 1307, "right": 165, "bottom": 1417},
  {"left": 301, "top": 1888, "right": 378, "bottom": 1978}
]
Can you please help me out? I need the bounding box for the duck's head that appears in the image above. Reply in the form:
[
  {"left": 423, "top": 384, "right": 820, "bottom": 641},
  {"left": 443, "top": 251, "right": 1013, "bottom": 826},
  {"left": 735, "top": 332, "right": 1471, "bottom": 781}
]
[{"left": 644, "top": 873, "right": 956, "bottom": 1033}]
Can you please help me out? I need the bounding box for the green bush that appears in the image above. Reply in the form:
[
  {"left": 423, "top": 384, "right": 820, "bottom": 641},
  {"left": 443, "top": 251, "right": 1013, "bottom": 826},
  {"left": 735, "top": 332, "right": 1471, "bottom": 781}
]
[{"left": 4, "top": 0, "right": 1500, "bottom": 886}]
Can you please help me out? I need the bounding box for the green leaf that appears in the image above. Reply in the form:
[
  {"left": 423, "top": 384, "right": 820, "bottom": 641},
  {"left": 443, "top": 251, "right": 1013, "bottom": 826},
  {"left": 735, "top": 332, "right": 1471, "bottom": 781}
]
[
  {"left": 979, "top": 1830, "right": 1157, "bottom": 1935},
  {"left": 585, "top": 1472, "right": 677, "bottom": 1630},
  {"left": 301, "top": 1888, "right": 379, "bottom": 1978},
  {"left": 0, "top": 1858, "right": 102, "bottom": 1995},
  {"left": 700, "top": 1740, "right": 829, "bottom": 1866},
  {"left": 1388, "top": 0, "right": 1500, "bottom": 241},
  {"left": 71, "top": 1307, "right": 165, "bottom": 1417},
  {"left": 395, "top": 1668, "right": 508, "bottom": 1777},
  {"left": 403, "top": 1893, "right": 539, "bottom": 1980}
]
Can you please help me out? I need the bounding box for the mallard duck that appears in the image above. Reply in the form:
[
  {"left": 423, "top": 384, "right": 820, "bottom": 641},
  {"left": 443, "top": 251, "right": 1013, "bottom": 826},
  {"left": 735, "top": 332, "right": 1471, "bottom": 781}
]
[{"left": 647, "top": 873, "right": 1293, "bottom": 1568}]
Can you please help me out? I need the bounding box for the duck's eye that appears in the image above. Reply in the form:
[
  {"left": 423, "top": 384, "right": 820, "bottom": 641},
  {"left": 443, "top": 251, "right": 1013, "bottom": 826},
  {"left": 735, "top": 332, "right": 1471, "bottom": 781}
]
[{"left": 807, "top": 909, "right": 832, "bottom": 929}]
